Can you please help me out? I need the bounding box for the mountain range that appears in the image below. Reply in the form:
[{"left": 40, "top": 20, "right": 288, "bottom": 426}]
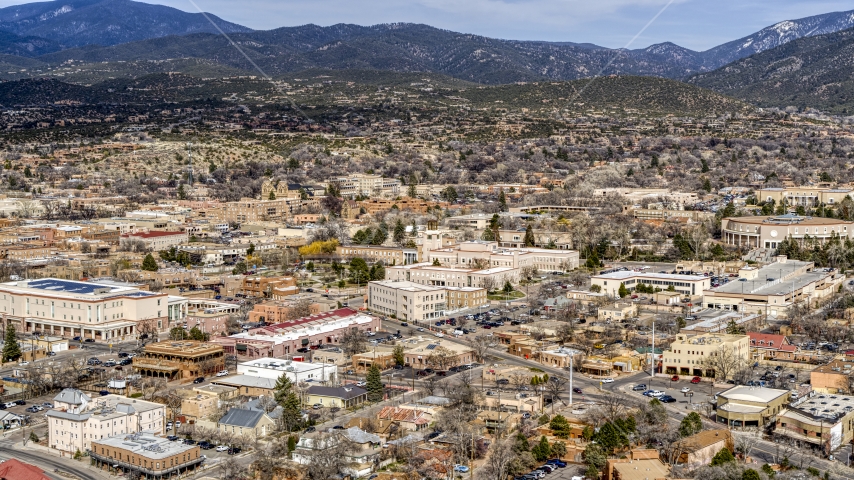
[
  {"left": 0, "top": 0, "right": 850, "bottom": 112},
  {"left": 0, "top": 0, "right": 249, "bottom": 48}
]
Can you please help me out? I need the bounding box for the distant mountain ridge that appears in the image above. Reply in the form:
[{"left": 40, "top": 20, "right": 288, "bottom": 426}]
[
  {"left": 0, "top": 0, "right": 251, "bottom": 48},
  {"left": 0, "top": 4, "right": 849, "bottom": 84},
  {"left": 688, "top": 27, "right": 854, "bottom": 114}
]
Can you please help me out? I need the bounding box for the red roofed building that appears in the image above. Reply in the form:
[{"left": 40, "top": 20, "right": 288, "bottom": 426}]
[
  {"left": 376, "top": 406, "right": 432, "bottom": 432},
  {"left": 211, "top": 308, "right": 380, "bottom": 358},
  {"left": 0, "top": 458, "right": 51, "bottom": 480},
  {"left": 748, "top": 332, "right": 798, "bottom": 361},
  {"left": 122, "top": 231, "right": 188, "bottom": 250}
]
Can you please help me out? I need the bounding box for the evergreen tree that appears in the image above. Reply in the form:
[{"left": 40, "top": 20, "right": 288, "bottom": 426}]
[
  {"left": 618, "top": 283, "right": 628, "bottom": 298},
  {"left": 280, "top": 391, "right": 302, "bottom": 432},
  {"left": 371, "top": 263, "right": 386, "bottom": 281},
  {"left": 679, "top": 412, "right": 704, "bottom": 437},
  {"left": 531, "top": 436, "right": 551, "bottom": 461},
  {"left": 551, "top": 441, "right": 567, "bottom": 460},
  {"left": 550, "top": 415, "right": 572, "bottom": 439},
  {"left": 742, "top": 469, "right": 761, "bottom": 480},
  {"left": 498, "top": 189, "right": 507, "bottom": 212},
  {"left": 188, "top": 326, "right": 208, "bottom": 341},
  {"left": 701, "top": 159, "right": 710, "bottom": 172},
  {"left": 2, "top": 324, "right": 21, "bottom": 362},
  {"left": 141, "top": 253, "right": 159, "bottom": 272},
  {"left": 393, "top": 344, "right": 405, "bottom": 366},
  {"left": 273, "top": 374, "right": 294, "bottom": 405},
  {"left": 710, "top": 447, "right": 736, "bottom": 466},
  {"left": 269, "top": 190, "right": 276, "bottom": 200},
  {"left": 177, "top": 183, "right": 187, "bottom": 200},
  {"left": 524, "top": 224, "right": 536, "bottom": 247},
  {"left": 702, "top": 177, "right": 712, "bottom": 192},
  {"left": 366, "top": 365, "right": 384, "bottom": 402},
  {"left": 393, "top": 219, "right": 406, "bottom": 245}
]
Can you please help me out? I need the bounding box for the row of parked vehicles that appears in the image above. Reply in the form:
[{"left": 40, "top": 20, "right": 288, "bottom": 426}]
[
  {"left": 632, "top": 384, "right": 677, "bottom": 403},
  {"left": 164, "top": 435, "right": 242, "bottom": 454},
  {"left": 513, "top": 459, "right": 568, "bottom": 480}
]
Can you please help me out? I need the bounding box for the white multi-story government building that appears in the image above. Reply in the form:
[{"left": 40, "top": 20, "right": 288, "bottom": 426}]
[{"left": 0, "top": 278, "right": 187, "bottom": 341}]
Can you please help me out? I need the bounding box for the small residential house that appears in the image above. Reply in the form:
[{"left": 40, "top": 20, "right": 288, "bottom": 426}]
[
  {"left": 217, "top": 408, "right": 276, "bottom": 439},
  {"left": 306, "top": 386, "right": 369, "bottom": 409},
  {"left": 376, "top": 406, "right": 431, "bottom": 432},
  {"left": 748, "top": 332, "right": 798, "bottom": 361}
]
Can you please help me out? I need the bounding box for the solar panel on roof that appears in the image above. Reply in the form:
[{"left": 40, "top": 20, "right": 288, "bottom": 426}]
[{"left": 426, "top": 344, "right": 438, "bottom": 350}]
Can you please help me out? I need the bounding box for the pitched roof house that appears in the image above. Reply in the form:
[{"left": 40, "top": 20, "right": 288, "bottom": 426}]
[{"left": 217, "top": 408, "right": 275, "bottom": 439}]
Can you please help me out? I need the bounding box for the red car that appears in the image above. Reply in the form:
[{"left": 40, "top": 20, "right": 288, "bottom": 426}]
[
  {"left": 671, "top": 375, "right": 679, "bottom": 381},
  {"left": 691, "top": 376, "right": 701, "bottom": 384}
]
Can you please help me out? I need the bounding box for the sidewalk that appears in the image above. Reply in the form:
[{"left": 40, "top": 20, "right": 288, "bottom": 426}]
[{"left": 11, "top": 440, "right": 113, "bottom": 479}]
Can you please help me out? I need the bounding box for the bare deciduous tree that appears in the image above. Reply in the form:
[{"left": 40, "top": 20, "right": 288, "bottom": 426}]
[{"left": 339, "top": 327, "right": 367, "bottom": 357}]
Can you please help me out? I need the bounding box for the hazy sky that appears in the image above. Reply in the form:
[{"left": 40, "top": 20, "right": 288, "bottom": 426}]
[{"left": 2, "top": 0, "right": 854, "bottom": 51}]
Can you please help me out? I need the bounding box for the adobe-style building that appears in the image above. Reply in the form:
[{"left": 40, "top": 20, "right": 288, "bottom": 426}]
[
  {"left": 90, "top": 432, "right": 202, "bottom": 479},
  {"left": 716, "top": 385, "right": 790, "bottom": 428},
  {"left": 0, "top": 278, "right": 179, "bottom": 341},
  {"left": 721, "top": 214, "right": 854, "bottom": 249},
  {"left": 132, "top": 341, "right": 225, "bottom": 381}
]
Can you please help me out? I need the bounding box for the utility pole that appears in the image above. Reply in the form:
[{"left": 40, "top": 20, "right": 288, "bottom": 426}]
[
  {"left": 568, "top": 354, "right": 573, "bottom": 406},
  {"left": 650, "top": 321, "right": 655, "bottom": 377}
]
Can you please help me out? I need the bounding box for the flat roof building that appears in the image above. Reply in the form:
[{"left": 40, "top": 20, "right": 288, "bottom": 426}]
[
  {"left": 703, "top": 257, "right": 843, "bottom": 317},
  {"left": 0, "top": 278, "right": 177, "bottom": 341},
  {"left": 367, "top": 280, "right": 446, "bottom": 322},
  {"left": 236, "top": 358, "right": 335, "bottom": 383},
  {"left": 90, "top": 432, "right": 202, "bottom": 479},
  {"left": 716, "top": 385, "right": 790, "bottom": 428},
  {"left": 591, "top": 271, "right": 710, "bottom": 297},
  {"left": 132, "top": 341, "right": 224, "bottom": 381},
  {"left": 722, "top": 214, "right": 854, "bottom": 249}
]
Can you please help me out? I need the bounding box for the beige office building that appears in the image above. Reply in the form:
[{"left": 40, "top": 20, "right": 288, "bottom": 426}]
[
  {"left": 716, "top": 385, "right": 790, "bottom": 428},
  {"left": 756, "top": 187, "right": 854, "bottom": 208},
  {"left": 703, "top": 257, "right": 843, "bottom": 317},
  {"left": 661, "top": 333, "right": 749, "bottom": 378},
  {"left": 721, "top": 214, "right": 854, "bottom": 249},
  {"left": 367, "top": 280, "right": 446, "bottom": 321}
]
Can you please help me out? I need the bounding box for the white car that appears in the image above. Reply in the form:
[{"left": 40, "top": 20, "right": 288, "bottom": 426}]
[
  {"left": 649, "top": 390, "right": 665, "bottom": 397},
  {"left": 18, "top": 361, "right": 29, "bottom": 366},
  {"left": 356, "top": 381, "right": 367, "bottom": 387},
  {"left": 216, "top": 445, "right": 229, "bottom": 452},
  {"left": 680, "top": 387, "right": 691, "bottom": 393},
  {"left": 216, "top": 370, "right": 229, "bottom": 377},
  {"left": 600, "top": 377, "right": 614, "bottom": 383},
  {"left": 417, "top": 327, "right": 425, "bottom": 332},
  {"left": 3, "top": 402, "right": 16, "bottom": 409},
  {"left": 435, "top": 332, "right": 444, "bottom": 338}
]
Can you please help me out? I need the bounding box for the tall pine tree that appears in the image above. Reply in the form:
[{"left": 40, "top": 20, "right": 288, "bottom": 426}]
[
  {"left": 2, "top": 324, "right": 21, "bottom": 362},
  {"left": 366, "top": 365, "right": 384, "bottom": 402},
  {"left": 141, "top": 253, "right": 159, "bottom": 272}
]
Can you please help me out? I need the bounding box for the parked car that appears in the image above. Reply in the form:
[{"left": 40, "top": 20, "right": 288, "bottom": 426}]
[
  {"left": 454, "top": 465, "right": 470, "bottom": 473},
  {"left": 671, "top": 375, "right": 679, "bottom": 381},
  {"left": 216, "top": 445, "right": 229, "bottom": 452},
  {"left": 546, "top": 459, "right": 567, "bottom": 468},
  {"left": 167, "top": 435, "right": 179, "bottom": 441},
  {"left": 85, "top": 338, "right": 95, "bottom": 343},
  {"left": 312, "top": 403, "right": 322, "bottom": 410},
  {"left": 193, "top": 377, "right": 205, "bottom": 384},
  {"left": 199, "top": 441, "right": 214, "bottom": 449},
  {"left": 216, "top": 370, "right": 229, "bottom": 377},
  {"left": 632, "top": 384, "right": 647, "bottom": 391},
  {"left": 572, "top": 387, "right": 583, "bottom": 394},
  {"left": 601, "top": 377, "right": 614, "bottom": 383},
  {"left": 659, "top": 395, "right": 677, "bottom": 403},
  {"left": 691, "top": 376, "right": 701, "bottom": 384},
  {"left": 680, "top": 387, "right": 691, "bottom": 393},
  {"left": 356, "top": 381, "right": 367, "bottom": 387},
  {"left": 228, "top": 447, "right": 242, "bottom": 455}
]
